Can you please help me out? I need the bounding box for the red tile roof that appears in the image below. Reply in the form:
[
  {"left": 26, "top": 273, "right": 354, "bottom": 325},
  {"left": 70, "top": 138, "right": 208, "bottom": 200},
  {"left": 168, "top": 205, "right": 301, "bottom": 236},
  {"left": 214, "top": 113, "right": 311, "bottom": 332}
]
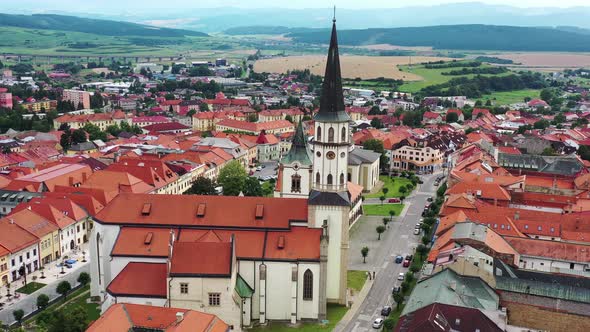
[
  {"left": 95, "top": 193, "right": 308, "bottom": 229},
  {"left": 87, "top": 303, "right": 229, "bottom": 332},
  {"left": 446, "top": 182, "right": 511, "bottom": 201},
  {"left": 107, "top": 262, "right": 167, "bottom": 298},
  {"left": 216, "top": 119, "right": 294, "bottom": 132},
  {"left": 111, "top": 227, "right": 174, "bottom": 258},
  {"left": 170, "top": 241, "right": 232, "bottom": 276},
  {"left": 0, "top": 218, "right": 39, "bottom": 252},
  {"left": 505, "top": 236, "right": 590, "bottom": 263}
]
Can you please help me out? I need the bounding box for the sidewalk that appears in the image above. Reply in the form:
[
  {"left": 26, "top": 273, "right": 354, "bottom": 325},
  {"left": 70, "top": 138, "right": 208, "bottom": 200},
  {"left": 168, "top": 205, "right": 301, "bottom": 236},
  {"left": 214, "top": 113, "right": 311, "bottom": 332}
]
[
  {"left": 333, "top": 277, "right": 374, "bottom": 332},
  {"left": 0, "top": 247, "right": 89, "bottom": 324}
]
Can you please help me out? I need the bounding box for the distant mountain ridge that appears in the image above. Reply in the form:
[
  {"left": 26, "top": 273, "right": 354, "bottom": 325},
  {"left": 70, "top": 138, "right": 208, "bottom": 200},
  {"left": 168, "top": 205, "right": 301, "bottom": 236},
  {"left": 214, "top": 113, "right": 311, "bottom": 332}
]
[
  {"left": 282, "top": 25, "right": 590, "bottom": 52},
  {"left": 0, "top": 13, "right": 207, "bottom": 37}
]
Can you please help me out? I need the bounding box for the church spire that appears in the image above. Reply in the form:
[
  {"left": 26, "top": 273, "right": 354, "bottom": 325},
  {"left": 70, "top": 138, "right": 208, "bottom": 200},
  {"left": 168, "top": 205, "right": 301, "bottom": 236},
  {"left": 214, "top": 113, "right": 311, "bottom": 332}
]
[
  {"left": 314, "top": 14, "right": 350, "bottom": 123},
  {"left": 281, "top": 119, "right": 311, "bottom": 165}
]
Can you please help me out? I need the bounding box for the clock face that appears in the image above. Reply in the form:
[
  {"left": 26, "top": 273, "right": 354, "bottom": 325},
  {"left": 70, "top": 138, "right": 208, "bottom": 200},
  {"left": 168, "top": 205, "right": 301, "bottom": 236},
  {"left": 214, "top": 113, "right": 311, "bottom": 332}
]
[{"left": 327, "top": 151, "right": 336, "bottom": 160}]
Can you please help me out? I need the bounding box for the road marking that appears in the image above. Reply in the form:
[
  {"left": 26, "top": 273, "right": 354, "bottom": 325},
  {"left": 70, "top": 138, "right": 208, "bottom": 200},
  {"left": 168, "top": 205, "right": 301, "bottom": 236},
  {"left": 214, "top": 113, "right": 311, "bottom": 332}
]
[{"left": 401, "top": 235, "right": 409, "bottom": 239}]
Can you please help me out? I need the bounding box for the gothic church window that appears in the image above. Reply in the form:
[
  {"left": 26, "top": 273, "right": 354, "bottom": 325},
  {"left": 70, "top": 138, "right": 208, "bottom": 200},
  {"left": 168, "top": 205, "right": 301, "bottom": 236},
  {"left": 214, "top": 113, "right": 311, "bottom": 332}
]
[
  {"left": 317, "top": 126, "right": 322, "bottom": 141},
  {"left": 303, "top": 269, "right": 313, "bottom": 300},
  {"left": 328, "top": 127, "right": 335, "bottom": 142},
  {"left": 341, "top": 127, "right": 346, "bottom": 142},
  {"left": 340, "top": 173, "right": 345, "bottom": 185},
  {"left": 327, "top": 174, "right": 333, "bottom": 185},
  {"left": 316, "top": 172, "right": 321, "bottom": 184}
]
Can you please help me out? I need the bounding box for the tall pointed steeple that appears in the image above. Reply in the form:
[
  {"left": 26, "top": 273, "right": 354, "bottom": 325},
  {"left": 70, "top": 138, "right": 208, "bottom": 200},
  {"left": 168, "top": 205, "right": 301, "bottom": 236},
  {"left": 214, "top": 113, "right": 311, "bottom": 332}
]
[{"left": 314, "top": 14, "right": 351, "bottom": 123}]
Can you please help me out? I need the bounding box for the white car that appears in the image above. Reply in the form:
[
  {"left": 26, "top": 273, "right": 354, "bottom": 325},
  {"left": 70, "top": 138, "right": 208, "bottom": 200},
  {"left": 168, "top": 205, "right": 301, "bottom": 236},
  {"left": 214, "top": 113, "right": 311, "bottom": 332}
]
[
  {"left": 372, "top": 317, "right": 384, "bottom": 329},
  {"left": 413, "top": 228, "right": 421, "bottom": 235},
  {"left": 256, "top": 166, "right": 262, "bottom": 171},
  {"left": 397, "top": 272, "right": 405, "bottom": 280}
]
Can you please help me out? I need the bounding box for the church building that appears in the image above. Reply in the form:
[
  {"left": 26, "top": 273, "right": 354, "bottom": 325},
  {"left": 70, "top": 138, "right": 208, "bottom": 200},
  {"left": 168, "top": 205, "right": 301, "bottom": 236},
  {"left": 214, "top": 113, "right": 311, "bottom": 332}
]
[{"left": 89, "top": 18, "right": 366, "bottom": 331}]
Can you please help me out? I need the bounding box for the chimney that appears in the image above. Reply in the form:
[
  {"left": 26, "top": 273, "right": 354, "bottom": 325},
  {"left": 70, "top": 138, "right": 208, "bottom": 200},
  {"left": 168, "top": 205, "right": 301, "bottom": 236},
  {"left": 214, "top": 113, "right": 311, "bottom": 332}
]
[
  {"left": 175, "top": 312, "right": 184, "bottom": 324},
  {"left": 514, "top": 211, "right": 520, "bottom": 220}
]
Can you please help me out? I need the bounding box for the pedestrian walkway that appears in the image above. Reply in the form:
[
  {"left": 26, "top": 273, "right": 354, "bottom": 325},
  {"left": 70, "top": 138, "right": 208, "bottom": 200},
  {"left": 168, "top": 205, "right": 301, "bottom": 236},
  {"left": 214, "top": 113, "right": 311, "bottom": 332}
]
[{"left": 334, "top": 277, "right": 374, "bottom": 332}]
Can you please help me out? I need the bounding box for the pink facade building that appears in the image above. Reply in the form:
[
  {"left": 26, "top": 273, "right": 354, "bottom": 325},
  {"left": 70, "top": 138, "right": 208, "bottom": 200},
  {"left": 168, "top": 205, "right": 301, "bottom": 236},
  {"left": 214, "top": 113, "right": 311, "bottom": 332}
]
[{"left": 62, "top": 89, "right": 90, "bottom": 109}]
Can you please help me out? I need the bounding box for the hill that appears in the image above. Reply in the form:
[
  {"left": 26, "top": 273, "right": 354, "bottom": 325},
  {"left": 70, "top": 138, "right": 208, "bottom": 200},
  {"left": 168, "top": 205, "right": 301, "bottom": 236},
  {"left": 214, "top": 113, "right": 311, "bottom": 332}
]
[
  {"left": 0, "top": 13, "right": 207, "bottom": 37},
  {"left": 224, "top": 26, "right": 313, "bottom": 35},
  {"left": 286, "top": 24, "right": 590, "bottom": 52}
]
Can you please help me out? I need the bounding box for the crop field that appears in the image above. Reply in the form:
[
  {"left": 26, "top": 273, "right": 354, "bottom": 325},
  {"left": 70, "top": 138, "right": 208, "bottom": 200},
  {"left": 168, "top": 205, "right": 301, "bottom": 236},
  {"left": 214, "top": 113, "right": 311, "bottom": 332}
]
[
  {"left": 397, "top": 63, "right": 513, "bottom": 93},
  {"left": 494, "top": 53, "right": 590, "bottom": 68},
  {"left": 480, "top": 89, "right": 541, "bottom": 105},
  {"left": 253, "top": 55, "right": 450, "bottom": 79}
]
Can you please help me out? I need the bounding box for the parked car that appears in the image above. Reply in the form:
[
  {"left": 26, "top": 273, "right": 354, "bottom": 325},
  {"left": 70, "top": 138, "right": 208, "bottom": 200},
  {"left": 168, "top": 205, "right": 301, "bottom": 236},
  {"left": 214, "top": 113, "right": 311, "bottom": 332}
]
[
  {"left": 372, "top": 318, "right": 384, "bottom": 329},
  {"left": 413, "top": 228, "right": 421, "bottom": 235},
  {"left": 427, "top": 197, "right": 434, "bottom": 202},
  {"left": 421, "top": 211, "right": 427, "bottom": 217},
  {"left": 256, "top": 166, "right": 262, "bottom": 171},
  {"left": 405, "top": 254, "right": 413, "bottom": 261},
  {"left": 381, "top": 306, "right": 392, "bottom": 316},
  {"left": 395, "top": 255, "right": 404, "bottom": 264},
  {"left": 403, "top": 259, "right": 411, "bottom": 267},
  {"left": 397, "top": 272, "right": 405, "bottom": 280},
  {"left": 392, "top": 285, "right": 401, "bottom": 294},
  {"left": 415, "top": 222, "right": 422, "bottom": 229},
  {"left": 388, "top": 198, "right": 401, "bottom": 203}
]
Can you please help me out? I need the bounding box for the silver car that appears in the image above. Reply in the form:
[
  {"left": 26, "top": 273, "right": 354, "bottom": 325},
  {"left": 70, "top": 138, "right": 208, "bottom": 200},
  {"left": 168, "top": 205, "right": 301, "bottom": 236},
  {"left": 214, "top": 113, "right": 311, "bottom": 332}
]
[{"left": 372, "top": 317, "right": 384, "bottom": 329}]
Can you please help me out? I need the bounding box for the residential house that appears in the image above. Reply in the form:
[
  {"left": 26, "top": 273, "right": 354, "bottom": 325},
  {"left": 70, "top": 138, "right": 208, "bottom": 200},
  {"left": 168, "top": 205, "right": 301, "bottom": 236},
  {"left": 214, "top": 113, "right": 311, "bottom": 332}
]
[
  {"left": 348, "top": 148, "right": 381, "bottom": 192},
  {"left": 4, "top": 163, "right": 92, "bottom": 192},
  {"left": 215, "top": 119, "right": 294, "bottom": 136},
  {"left": 9, "top": 209, "right": 59, "bottom": 266},
  {"left": 0, "top": 218, "right": 40, "bottom": 282}
]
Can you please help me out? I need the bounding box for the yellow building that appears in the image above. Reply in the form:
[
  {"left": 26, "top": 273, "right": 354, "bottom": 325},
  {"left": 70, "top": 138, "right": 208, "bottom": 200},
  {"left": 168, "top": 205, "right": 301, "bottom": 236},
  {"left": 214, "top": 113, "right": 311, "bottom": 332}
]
[
  {"left": 11, "top": 209, "right": 60, "bottom": 266},
  {"left": 0, "top": 246, "right": 9, "bottom": 285}
]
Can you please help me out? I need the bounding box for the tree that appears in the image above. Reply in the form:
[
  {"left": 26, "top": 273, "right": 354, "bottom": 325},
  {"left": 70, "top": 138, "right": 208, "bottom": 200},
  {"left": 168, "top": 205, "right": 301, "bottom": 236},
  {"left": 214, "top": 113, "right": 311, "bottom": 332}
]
[
  {"left": 416, "top": 244, "right": 429, "bottom": 259},
  {"left": 382, "top": 217, "right": 389, "bottom": 227},
  {"left": 46, "top": 306, "right": 88, "bottom": 332},
  {"left": 370, "top": 118, "right": 384, "bottom": 129},
  {"left": 399, "top": 186, "right": 407, "bottom": 194},
  {"left": 37, "top": 294, "right": 50, "bottom": 309},
  {"left": 389, "top": 210, "right": 396, "bottom": 221},
  {"left": 13, "top": 309, "right": 24, "bottom": 326},
  {"left": 285, "top": 115, "right": 294, "bottom": 123},
  {"left": 217, "top": 160, "right": 247, "bottom": 196},
  {"left": 382, "top": 187, "right": 389, "bottom": 196},
  {"left": 56, "top": 280, "right": 72, "bottom": 300},
  {"left": 244, "top": 177, "right": 263, "bottom": 197},
  {"left": 380, "top": 195, "right": 386, "bottom": 205},
  {"left": 77, "top": 272, "right": 90, "bottom": 286},
  {"left": 404, "top": 272, "right": 415, "bottom": 283},
  {"left": 533, "top": 119, "right": 550, "bottom": 130},
  {"left": 71, "top": 129, "right": 87, "bottom": 144},
  {"left": 247, "top": 113, "right": 258, "bottom": 122},
  {"left": 185, "top": 176, "right": 217, "bottom": 195},
  {"left": 578, "top": 145, "right": 590, "bottom": 161},
  {"left": 187, "top": 109, "right": 196, "bottom": 118},
  {"left": 199, "top": 103, "right": 209, "bottom": 112},
  {"left": 376, "top": 225, "right": 386, "bottom": 240},
  {"left": 421, "top": 235, "right": 431, "bottom": 245},
  {"left": 400, "top": 281, "right": 410, "bottom": 293},
  {"left": 445, "top": 112, "right": 459, "bottom": 123},
  {"left": 82, "top": 123, "right": 107, "bottom": 141},
  {"left": 60, "top": 131, "right": 72, "bottom": 151},
  {"left": 384, "top": 318, "right": 398, "bottom": 331},
  {"left": 392, "top": 292, "right": 404, "bottom": 309},
  {"left": 361, "top": 246, "right": 369, "bottom": 263}
]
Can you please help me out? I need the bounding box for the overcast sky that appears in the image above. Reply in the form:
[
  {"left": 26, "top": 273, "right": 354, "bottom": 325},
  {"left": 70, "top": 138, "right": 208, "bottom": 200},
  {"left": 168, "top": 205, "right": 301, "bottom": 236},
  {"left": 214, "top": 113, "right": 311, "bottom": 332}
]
[{"left": 8, "top": 0, "right": 590, "bottom": 10}]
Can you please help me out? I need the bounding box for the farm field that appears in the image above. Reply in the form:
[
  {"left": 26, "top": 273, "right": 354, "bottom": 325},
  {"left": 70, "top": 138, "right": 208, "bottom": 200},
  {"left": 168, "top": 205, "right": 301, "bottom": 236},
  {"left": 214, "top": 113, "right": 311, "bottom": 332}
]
[
  {"left": 398, "top": 63, "right": 512, "bottom": 93},
  {"left": 479, "top": 89, "right": 541, "bottom": 105},
  {"left": 494, "top": 52, "right": 590, "bottom": 68},
  {"left": 253, "top": 55, "right": 450, "bottom": 79}
]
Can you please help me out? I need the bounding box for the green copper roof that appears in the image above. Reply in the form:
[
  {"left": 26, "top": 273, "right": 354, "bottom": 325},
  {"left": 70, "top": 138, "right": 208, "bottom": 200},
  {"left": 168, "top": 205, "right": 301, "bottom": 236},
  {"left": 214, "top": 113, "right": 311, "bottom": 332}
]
[
  {"left": 281, "top": 120, "right": 312, "bottom": 165},
  {"left": 496, "top": 276, "right": 590, "bottom": 304},
  {"left": 402, "top": 269, "right": 499, "bottom": 316},
  {"left": 235, "top": 274, "right": 254, "bottom": 298},
  {"left": 314, "top": 19, "right": 351, "bottom": 123}
]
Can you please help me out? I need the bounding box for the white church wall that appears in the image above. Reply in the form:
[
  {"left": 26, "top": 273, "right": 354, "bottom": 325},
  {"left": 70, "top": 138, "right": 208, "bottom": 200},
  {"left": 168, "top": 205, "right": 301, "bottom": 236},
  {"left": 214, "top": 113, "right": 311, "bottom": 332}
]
[
  {"left": 297, "top": 262, "right": 320, "bottom": 320},
  {"left": 264, "top": 261, "right": 293, "bottom": 320}
]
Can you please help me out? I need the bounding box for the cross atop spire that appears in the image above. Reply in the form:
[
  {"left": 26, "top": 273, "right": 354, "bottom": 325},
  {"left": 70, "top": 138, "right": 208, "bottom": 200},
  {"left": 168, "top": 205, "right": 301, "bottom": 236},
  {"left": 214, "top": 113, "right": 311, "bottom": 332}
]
[
  {"left": 314, "top": 15, "right": 351, "bottom": 123},
  {"left": 333, "top": 6, "right": 336, "bottom": 23}
]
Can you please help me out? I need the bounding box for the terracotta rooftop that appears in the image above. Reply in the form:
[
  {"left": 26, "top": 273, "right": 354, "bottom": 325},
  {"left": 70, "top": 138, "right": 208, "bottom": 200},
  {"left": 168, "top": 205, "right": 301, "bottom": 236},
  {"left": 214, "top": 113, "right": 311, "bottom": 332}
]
[
  {"left": 0, "top": 218, "right": 39, "bottom": 253},
  {"left": 505, "top": 236, "right": 590, "bottom": 263},
  {"left": 111, "top": 227, "right": 175, "bottom": 258},
  {"left": 87, "top": 303, "right": 229, "bottom": 332},
  {"left": 170, "top": 241, "right": 232, "bottom": 277},
  {"left": 107, "top": 262, "right": 167, "bottom": 298},
  {"left": 95, "top": 193, "right": 308, "bottom": 229}
]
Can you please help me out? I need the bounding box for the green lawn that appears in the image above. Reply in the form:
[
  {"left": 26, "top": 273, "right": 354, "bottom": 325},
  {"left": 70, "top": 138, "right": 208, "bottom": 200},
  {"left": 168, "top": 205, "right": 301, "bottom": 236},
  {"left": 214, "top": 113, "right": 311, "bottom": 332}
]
[
  {"left": 363, "top": 204, "right": 405, "bottom": 216},
  {"left": 59, "top": 289, "right": 100, "bottom": 321},
  {"left": 366, "top": 176, "right": 413, "bottom": 199},
  {"left": 398, "top": 63, "right": 512, "bottom": 93},
  {"left": 250, "top": 304, "right": 347, "bottom": 332},
  {"left": 479, "top": 89, "right": 540, "bottom": 105},
  {"left": 16, "top": 282, "right": 46, "bottom": 295},
  {"left": 347, "top": 270, "right": 367, "bottom": 292}
]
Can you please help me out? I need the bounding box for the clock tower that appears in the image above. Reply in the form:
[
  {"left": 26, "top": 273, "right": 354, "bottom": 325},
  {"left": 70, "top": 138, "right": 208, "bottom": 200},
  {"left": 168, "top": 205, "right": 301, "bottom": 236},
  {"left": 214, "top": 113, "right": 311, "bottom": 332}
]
[{"left": 308, "top": 16, "right": 352, "bottom": 305}]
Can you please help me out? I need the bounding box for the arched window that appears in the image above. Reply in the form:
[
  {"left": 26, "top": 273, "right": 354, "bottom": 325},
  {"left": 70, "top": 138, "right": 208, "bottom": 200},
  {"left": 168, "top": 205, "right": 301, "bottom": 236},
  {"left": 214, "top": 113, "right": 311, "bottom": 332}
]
[
  {"left": 291, "top": 174, "right": 301, "bottom": 193},
  {"left": 328, "top": 127, "right": 335, "bottom": 142},
  {"left": 348, "top": 173, "right": 352, "bottom": 181},
  {"left": 96, "top": 233, "right": 101, "bottom": 285},
  {"left": 303, "top": 269, "right": 313, "bottom": 300},
  {"left": 340, "top": 173, "right": 345, "bottom": 185},
  {"left": 316, "top": 126, "right": 322, "bottom": 141},
  {"left": 341, "top": 127, "right": 346, "bottom": 142},
  {"left": 327, "top": 174, "right": 333, "bottom": 185},
  {"left": 316, "top": 172, "right": 321, "bottom": 184}
]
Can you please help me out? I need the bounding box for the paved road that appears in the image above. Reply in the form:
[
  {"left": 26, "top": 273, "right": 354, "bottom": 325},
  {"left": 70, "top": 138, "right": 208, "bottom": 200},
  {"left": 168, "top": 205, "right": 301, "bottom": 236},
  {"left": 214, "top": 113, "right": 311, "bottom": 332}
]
[
  {"left": 338, "top": 172, "right": 441, "bottom": 332},
  {"left": 0, "top": 263, "right": 89, "bottom": 325}
]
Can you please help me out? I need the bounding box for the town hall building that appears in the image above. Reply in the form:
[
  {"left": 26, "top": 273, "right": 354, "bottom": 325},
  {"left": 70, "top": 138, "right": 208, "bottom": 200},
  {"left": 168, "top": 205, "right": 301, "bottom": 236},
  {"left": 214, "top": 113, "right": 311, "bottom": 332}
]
[{"left": 90, "top": 18, "right": 368, "bottom": 330}]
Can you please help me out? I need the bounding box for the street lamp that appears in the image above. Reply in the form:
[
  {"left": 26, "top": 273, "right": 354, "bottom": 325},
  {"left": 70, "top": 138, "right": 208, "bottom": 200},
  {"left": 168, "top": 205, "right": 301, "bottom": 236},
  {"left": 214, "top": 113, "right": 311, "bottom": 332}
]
[{"left": 60, "top": 265, "right": 65, "bottom": 274}]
